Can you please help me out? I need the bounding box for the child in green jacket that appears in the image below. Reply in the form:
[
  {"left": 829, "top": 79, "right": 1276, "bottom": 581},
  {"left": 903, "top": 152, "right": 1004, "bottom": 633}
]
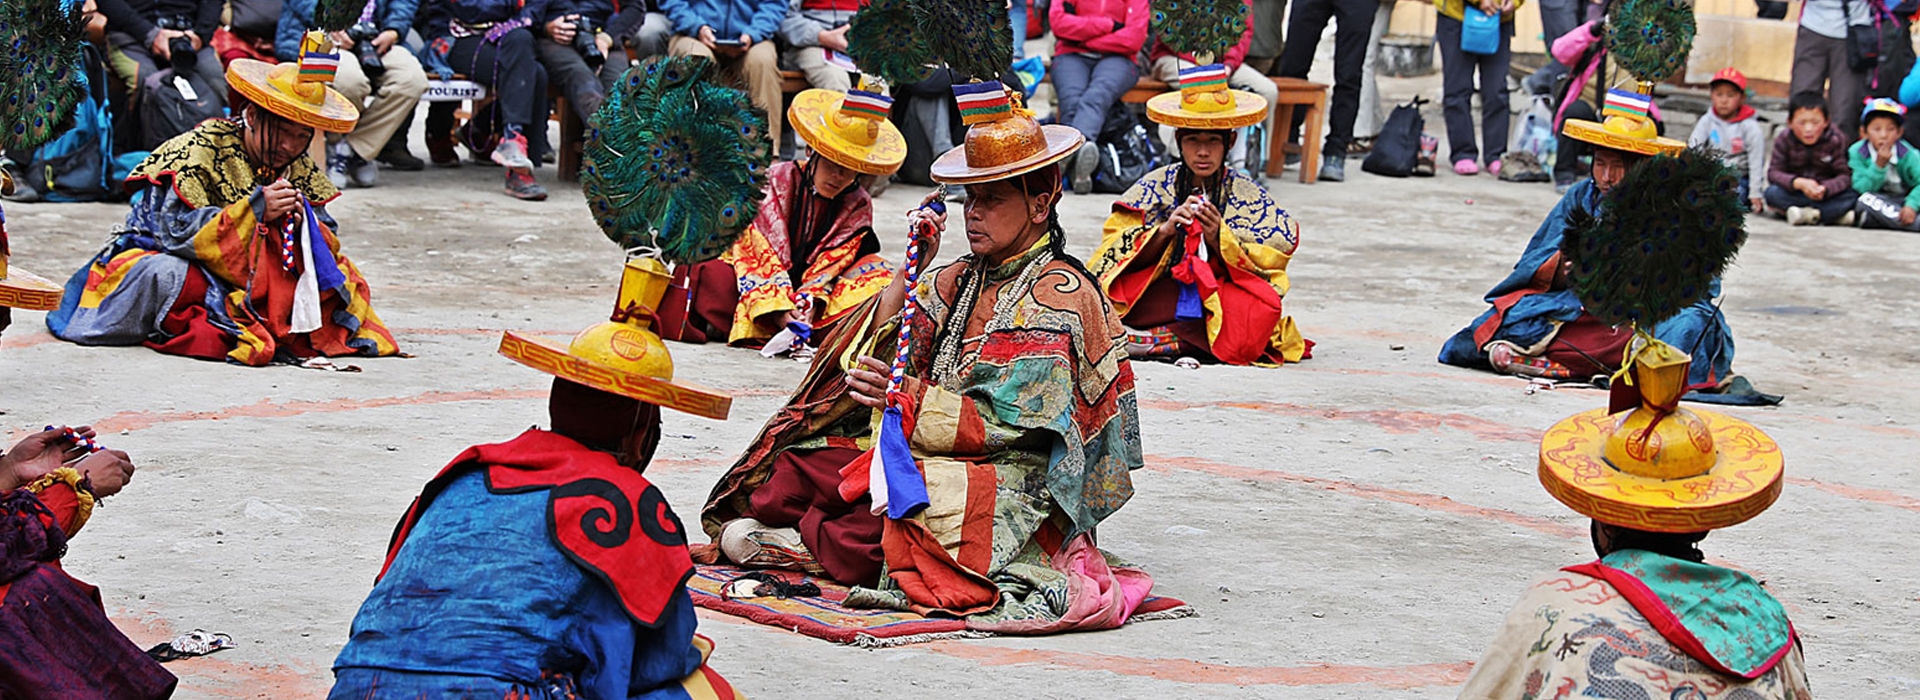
[{"left": 1850, "top": 98, "right": 1920, "bottom": 231}]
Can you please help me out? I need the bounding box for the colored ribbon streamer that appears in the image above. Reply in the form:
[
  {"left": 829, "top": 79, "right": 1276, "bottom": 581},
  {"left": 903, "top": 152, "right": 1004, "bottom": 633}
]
[
  {"left": 873, "top": 200, "right": 946, "bottom": 520},
  {"left": 1169, "top": 197, "right": 1218, "bottom": 323}
]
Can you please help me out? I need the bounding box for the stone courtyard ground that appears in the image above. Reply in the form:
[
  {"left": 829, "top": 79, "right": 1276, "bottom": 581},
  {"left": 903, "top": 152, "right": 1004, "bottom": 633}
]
[{"left": 5, "top": 79, "right": 1919, "bottom": 700}]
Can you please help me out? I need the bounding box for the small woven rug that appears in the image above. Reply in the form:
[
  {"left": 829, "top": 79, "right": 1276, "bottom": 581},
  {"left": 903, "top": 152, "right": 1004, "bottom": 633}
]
[{"left": 687, "top": 564, "right": 1195, "bottom": 648}]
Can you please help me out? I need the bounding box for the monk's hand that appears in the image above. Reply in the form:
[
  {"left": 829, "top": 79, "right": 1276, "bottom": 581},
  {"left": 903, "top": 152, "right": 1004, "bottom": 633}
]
[
  {"left": 74, "top": 449, "right": 135, "bottom": 498},
  {"left": 1193, "top": 198, "right": 1223, "bottom": 235},
  {"left": 846, "top": 355, "right": 893, "bottom": 408},
  {"left": 0, "top": 426, "right": 98, "bottom": 491},
  {"left": 908, "top": 190, "right": 947, "bottom": 270},
  {"left": 262, "top": 179, "right": 300, "bottom": 222}
]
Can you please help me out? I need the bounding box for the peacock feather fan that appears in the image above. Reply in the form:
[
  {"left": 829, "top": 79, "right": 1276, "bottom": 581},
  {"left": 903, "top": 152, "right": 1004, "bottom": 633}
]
[
  {"left": 0, "top": 0, "right": 86, "bottom": 154},
  {"left": 848, "top": 0, "right": 933, "bottom": 88},
  {"left": 1607, "top": 0, "right": 1695, "bottom": 83},
  {"left": 1151, "top": 0, "right": 1249, "bottom": 65},
  {"left": 916, "top": 0, "right": 1012, "bottom": 82},
  {"left": 312, "top": 0, "right": 364, "bottom": 33},
  {"left": 1561, "top": 145, "right": 1747, "bottom": 328},
  {"left": 581, "top": 56, "right": 773, "bottom": 265}
]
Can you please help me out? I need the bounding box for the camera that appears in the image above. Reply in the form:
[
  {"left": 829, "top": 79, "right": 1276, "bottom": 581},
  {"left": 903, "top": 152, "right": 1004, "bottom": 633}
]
[
  {"left": 155, "top": 14, "right": 197, "bottom": 72},
  {"left": 346, "top": 21, "right": 386, "bottom": 79},
  {"left": 571, "top": 16, "right": 604, "bottom": 70}
]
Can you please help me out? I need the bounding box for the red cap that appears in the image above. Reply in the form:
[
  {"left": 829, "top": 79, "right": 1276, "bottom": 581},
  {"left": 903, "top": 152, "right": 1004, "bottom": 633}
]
[{"left": 1710, "top": 67, "right": 1748, "bottom": 91}]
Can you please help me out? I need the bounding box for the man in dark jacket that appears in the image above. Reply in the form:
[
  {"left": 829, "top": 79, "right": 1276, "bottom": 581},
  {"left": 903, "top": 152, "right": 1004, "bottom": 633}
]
[
  {"left": 416, "top": 0, "right": 554, "bottom": 200},
  {"left": 96, "top": 0, "right": 228, "bottom": 102},
  {"left": 536, "top": 0, "right": 662, "bottom": 119},
  {"left": 279, "top": 0, "right": 430, "bottom": 186},
  {"left": 661, "top": 0, "right": 787, "bottom": 151}
]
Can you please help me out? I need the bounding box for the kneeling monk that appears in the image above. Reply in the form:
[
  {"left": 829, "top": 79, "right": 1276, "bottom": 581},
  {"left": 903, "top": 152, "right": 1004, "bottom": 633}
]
[
  {"left": 700, "top": 83, "right": 1155, "bottom": 631},
  {"left": 329, "top": 259, "right": 740, "bottom": 699},
  {"left": 1091, "top": 64, "right": 1310, "bottom": 365},
  {"left": 48, "top": 34, "right": 399, "bottom": 366},
  {"left": 660, "top": 88, "right": 904, "bottom": 347}
]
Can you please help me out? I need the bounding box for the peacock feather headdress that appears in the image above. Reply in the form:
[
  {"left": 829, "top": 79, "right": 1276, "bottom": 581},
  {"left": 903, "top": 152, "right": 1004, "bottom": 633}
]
[
  {"left": 847, "top": 0, "right": 1012, "bottom": 85},
  {"left": 1607, "top": 0, "right": 1695, "bottom": 83},
  {"left": 1151, "top": 0, "right": 1249, "bottom": 65},
  {"left": 1561, "top": 145, "right": 1747, "bottom": 329},
  {"left": 581, "top": 57, "right": 773, "bottom": 264},
  {"left": 847, "top": 0, "right": 933, "bottom": 88},
  {"left": 312, "top": 0, "right": 365, "bottom": 33},
  {"left": 0, "top": 0, "right": 86, "bottom": 154}
]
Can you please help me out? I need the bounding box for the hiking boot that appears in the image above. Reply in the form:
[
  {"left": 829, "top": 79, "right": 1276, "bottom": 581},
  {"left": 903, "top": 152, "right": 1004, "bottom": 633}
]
[
  {"left": 719, "top": 518, "right": 825, "bottom": 573},
  {"left": 426, "top": 135, "right": 462, "bottom": 168},
  {"left": 326, "top": 144, "right": 350, "bottom": 189},
  {"left": 492, "top": 133, "right": 534, "bottom": 170},
  {"left": 1070, "top": 141, "right": 1097, "bottom": 195},
  {"left": 1318, "top": 157, "right": 1345, "bottom": 182},
  {"left": 347, "top": 153, "right": 378, "bottom": 188},
  {"left": 1785, "top": 206, "right": 1820, "bottom": 226},
  {"left": 504, "top": 169, "right": 548, "bottom": 201},
  {"left": 377, "top": 141, "right": 425, "bottom": 171}
]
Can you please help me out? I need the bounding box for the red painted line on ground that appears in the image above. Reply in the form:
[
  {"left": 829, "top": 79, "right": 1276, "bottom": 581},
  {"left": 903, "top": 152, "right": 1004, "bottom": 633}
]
[
  {"left": 919, "top": 642, "right": 1474, "bottom": 689},
  {"left": 0, "top": 330, "right": 59, "bottom": 350},
  {"left": 1786, "top": 476, "right": 1920, "bottom": 512},
  {"left": 1140, "top": 398, "right": 1545, "bottom": 443},
  {"left": 89, "top": 389, "right": 550, "bottom": 434},
  {"left": 1150, "top": 454, "right": 1583, "bottom": 539}
]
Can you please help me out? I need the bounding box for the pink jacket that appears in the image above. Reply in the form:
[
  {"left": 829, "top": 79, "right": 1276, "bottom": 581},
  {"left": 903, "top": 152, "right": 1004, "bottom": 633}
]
[
  {"left": 1148, "top": 0, "right": 1253, "bottom": 69},
  {"left": 1051, "top": 0, "right": 1150, "bottom": 58},
  {"left": 1551, "top": 20, "right": 1662, "bottom": 128}
]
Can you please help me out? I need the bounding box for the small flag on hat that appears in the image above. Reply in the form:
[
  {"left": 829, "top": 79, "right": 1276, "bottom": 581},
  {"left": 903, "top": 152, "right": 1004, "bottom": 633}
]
[
  {"left": 297, "top": 31, "right": 341, "bottom": 83},
  {"left": 1177, "top": 63, "right": 1231, "bottom": 96},
  {"left": 953, "top": 81, "right": 1013, "bottom": 126},
  {"left": 1602, "top": 88, "right": 1653, "bottom": 121},
  {"left": 842, "top": 89, "right": 893, "bottom": 121}
]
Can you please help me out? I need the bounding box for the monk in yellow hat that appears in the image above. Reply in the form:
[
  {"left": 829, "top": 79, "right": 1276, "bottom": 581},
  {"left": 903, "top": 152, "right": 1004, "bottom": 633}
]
[
  {"left": 1440, "top": 87, "right": 1736, "bottom": 388},
  {"left": 47, "top": 33, "right": 400, "bottom": 367},
  {"left": 660, "top": 85, "right": 906, "bottom": 350},
  {"left": 1089, "top": 64, "right": 1311, "bottom": 367}
]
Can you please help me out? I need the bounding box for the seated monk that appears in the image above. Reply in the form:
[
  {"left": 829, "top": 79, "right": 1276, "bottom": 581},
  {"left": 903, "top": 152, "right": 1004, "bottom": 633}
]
[
  {"left": 1090, "top": 64, "right": 1311, "bottom": 366},
  {"left": 328, "top": 260, "right": 740, "bottom": 699},
  {"left": 47, "top": 34, "right": 399, "bottom": 367},
  {"left": 699, "top": 83, "right": 1157, "bottom": 631},
  {"left": 1461, "top": 347, "right": 1810, "bottom": 699},
  {"left": 659, "top": 88, "right": 904, "bottom": 348},
  {"left": 1440, "top": 91, "right": 1733, "bottom": 387}
]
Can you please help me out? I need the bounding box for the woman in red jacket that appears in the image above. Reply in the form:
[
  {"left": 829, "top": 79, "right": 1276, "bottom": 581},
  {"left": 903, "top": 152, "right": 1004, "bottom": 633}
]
[{"left": 1050, "top": 0, "right": 1150, "bottom": 194}]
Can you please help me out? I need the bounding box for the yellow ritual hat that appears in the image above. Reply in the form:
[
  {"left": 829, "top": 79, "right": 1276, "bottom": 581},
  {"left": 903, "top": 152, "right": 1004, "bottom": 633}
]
[
  {"left": 931, "top": 81, "right": 1083, "bottom": 185},
  {"left": 1564, "top": 85, "right": 1684, "bottom": 157},
  {"left": 498, "top": 258, "right": 733, "bottom": 420},
  {"left": 0, "top": 180, "right": 62, "bottom": 312},
  {"left": 1538, "top": 341, "right": 1783, "bottom": 533},
  {"left": 226, "top": 32, "right": 359, "bottom": 134},
  {"left": 789, "top": 87, "right": 907, "bottom": 176},
  {"left": 1146, "top": 63, "right": 1269, "bottom": 130}
]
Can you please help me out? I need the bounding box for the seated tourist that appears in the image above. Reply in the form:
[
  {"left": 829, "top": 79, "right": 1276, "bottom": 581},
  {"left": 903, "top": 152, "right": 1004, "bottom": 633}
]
[
  {"left": 328, "top": 259, "right": 740, "bottom": 699},
  {"left": 278, "top": 0, "right": 431, "bottom": 186},
  {"left": 416, "top": 0, "right": 553, "bottom": 199},
  {"left": 1765, "top": 91, "right": 1858, "bottom": 226},
  {"left": 1050, "top": 0, "right": 1149, "bottom": 194},
  {"left": 95, "top": 0, "right": 229, "bottom": 109},
  {"left": 1090, "top": 66, "right": 1310, "bottom": 366},
  {"left": 1439, "top": 90, "right": 1734, "bottom": 388},
  {"left": 779, "top": 0, "right": 858, "bottom": 91},
  {"left": 1848, "top": 98, "right": 1920, "bottom": 231},
  {"left": 1144, "top": 0, "right": 1278, "bottom": 173},
  {"left": 660, "top": 0, "right": 788, "bottom": 154},
  {"left": 700, "top": 84, "right": 1157, "bottom": 631},
  {"left": 660, "top": 87, "right": 903, "bottom": 347},
  {"left": 535, "top": 0, "right": 646, "bottom": 119},
  {"left": 48, "top": 41, "right": 401, "bottom": 367},
  {"left": 1460, "top": 345, "right": 1810, "bottom": 699}
]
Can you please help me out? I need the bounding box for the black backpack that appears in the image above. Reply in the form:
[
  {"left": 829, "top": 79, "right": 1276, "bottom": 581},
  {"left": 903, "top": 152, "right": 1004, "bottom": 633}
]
[
  {"left": 1363, "top": 97, "right": 1426, "bottom": 178},
  {"left": 136, "top": 68, "right": 224, "bottom": 152},
  {"left": 1091, "top": 106, "right": 1169, "bottom": 194}
]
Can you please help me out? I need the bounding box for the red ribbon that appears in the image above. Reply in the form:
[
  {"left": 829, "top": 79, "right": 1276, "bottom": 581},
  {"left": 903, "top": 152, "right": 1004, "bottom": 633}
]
[{"left": 1168, "top": 215, "right": 1218, "bottom": 299}]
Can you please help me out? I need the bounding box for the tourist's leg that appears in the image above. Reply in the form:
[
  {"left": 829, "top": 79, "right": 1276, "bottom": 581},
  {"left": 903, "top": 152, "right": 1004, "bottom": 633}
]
[
  {"left": 1320, "top": 0, "right": 1376, "bottom": 157},
  {"left": 740, "top": 41, "right": 785, "bottom": 156},
  {"left": 1247, "top": 0, "right": 1288, "bottom": 73},
  {"left": 1825, "top": 35, "right": 1867, "bottom": 136},
  {"left": 536, "top": 35, "right": 607, "bottom": 118},
  {"left": 630, "top": 13, "right": 673, "bottom": 59},
  {"left": 1435, "top": 15, "right": 1479, "bottom": 165},
  {"left": 1530, "top": 0, "right": 1579, "bottom": 90},
  {"left": 1478, "top": 23, "right": 1513, "bottom": 164},
  {"left": 792, "top": 46, "right": 851, "bottom": 92},
  {"left": 1554, "top": 98, "right": 1597, "bottom": 184},
  {"left": 346, "top": 49, "right": 427, "bottom": 159},
  {"left": 598, "top": 43, "right": 630, "bottom": 94},
  {"left": 1051, "top": 52, "right": 1094, "bottom": 131},
  {"left": 1067, "top": 54, "right": 1138, "bottom": 141},
  {"left": 1278, "top": 0, "right": 1334, "bottom": 142},
  {"left": 1354, "top": 0, "right": 1394, "bottom": 140},
  {"left": 1230, "top": 63, "right": 1281, "bottom": 168},
  {"left": 1010, "top": 0, "right": 1028, "bottom": 60}
]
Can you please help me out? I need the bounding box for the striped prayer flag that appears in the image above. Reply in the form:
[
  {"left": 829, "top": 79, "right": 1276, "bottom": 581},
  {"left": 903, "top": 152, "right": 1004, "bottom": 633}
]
[
  {"left": 1177, "top": 63, "right": 1231, "bottom": 91},
  {"left": 952, "top": 81, "right": 1012, "bottom": 125},
  {"left": 1603, "top": 88, "right": 1652, "bottom": 120},
  {"left": 299, "top": 50, "right": 341, "bottom": 82},
  {"left": 842, "top": 90, "right": 892, "bottom": 120}
]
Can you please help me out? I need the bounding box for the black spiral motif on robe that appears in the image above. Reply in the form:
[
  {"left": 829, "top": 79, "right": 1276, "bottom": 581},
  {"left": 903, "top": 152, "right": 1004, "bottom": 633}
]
[
  {"left": 636, "top": 485, "right": 688, "bottom": 547},
  {"left": 551, "top": 479, "right": 632, "bottom": 548}
]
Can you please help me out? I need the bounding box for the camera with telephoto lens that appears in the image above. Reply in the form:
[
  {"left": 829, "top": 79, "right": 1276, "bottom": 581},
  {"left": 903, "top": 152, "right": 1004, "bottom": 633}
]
[
  {"left": 154, "top": 14, "right": 197, "bottom": 72},
  {"left": 571, "top": 16, "right": 605, "bottom": 70},
  {"left": 346, "top": 21, "right": 386, "bottom": 78}
]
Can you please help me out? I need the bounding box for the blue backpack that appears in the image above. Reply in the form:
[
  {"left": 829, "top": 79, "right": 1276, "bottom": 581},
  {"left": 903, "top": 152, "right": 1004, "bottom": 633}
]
[{"left": 24, "top": 43, "right": 138, "bottom": 202}]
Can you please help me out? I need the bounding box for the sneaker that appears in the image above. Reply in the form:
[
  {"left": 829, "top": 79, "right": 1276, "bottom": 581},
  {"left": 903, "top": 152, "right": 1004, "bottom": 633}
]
[
  {"left": 1318, "top": 157, "right": 1345, "bottom": 182},
  {"left": 1837, "top": 210, "right": 1856, "bottom": 227},
  {"left": 426, "top": 135, "right": 461, "bottom": 168},
  {"left": 1453, "top": 159, "right": 1480, "bottom": 176},
  {"left": 492, "top": 134, "right": 534, "bottom": 170},
  {"left": 1486, "top": 158, "right": 1503, "bottom": 179},
  {"left": 719, "top": 518, "right": 825, "bottom": 573},
  {"left": 377, "top": 142, "right": 425, "bottom": 172},
  {"left": 1070, "top": 141, "right": 1098, "bottom": 195},
  {"left": 1785, "top": 206, "right": 1820, "bottom": 226},
  {"left": 347, "top": 153, "right": 378, "bottom": 188},
  {"left": 504, "top": 169, "right": 548, "bottom": 201},
  {"left": 326, "top": 144, "right": 350, "bottom": 189}
]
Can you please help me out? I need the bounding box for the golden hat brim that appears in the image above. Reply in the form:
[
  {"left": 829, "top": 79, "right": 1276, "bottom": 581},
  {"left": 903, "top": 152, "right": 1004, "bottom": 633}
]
[
  {"left": 1562, "top": 118, "right": 1687, "bottom": 157},
  {"left": 1146, "top": 90, "right": 1271, "bottom": 129},
  {"left": 1538, "top": 407, "right": 1783, "bottom": 533},
  {"left": 498, "top": 331, "right": 732, "bottom": 420},
  {"left": 0, "top": 267, "right": 63, "bottom": 311},
  {"left": 929, "top": 124, "right": 1084, "bottom": 185},
  {"left": 789, "top": 89, "right": 907, "bottom": 176},
  {"left": 226, "top": 59, "right": 359, "bottom": 134}
]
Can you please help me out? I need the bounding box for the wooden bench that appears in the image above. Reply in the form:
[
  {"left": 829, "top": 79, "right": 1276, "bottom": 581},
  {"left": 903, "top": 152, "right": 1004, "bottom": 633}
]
[{"left": 1117, "top": 77, "right": 1330, "bottom": 184}]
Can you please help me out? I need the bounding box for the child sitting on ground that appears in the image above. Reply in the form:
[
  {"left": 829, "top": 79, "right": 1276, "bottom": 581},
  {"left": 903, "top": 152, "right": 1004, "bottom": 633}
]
[
  {"left": 1766, "top": 91, "right": 1858, "bottom": 226},
  {"left": 1848, "top": 99, "right": 1920, "bottom": 231},
  {"left": 1688, "top": 67, "right": 1767, "bottom": 214}
]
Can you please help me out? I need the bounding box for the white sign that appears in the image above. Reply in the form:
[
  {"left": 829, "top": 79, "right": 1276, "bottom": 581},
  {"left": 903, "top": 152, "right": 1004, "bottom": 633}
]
[{"left": 423, "top": 80, "right": 487, "bottom": 103}]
